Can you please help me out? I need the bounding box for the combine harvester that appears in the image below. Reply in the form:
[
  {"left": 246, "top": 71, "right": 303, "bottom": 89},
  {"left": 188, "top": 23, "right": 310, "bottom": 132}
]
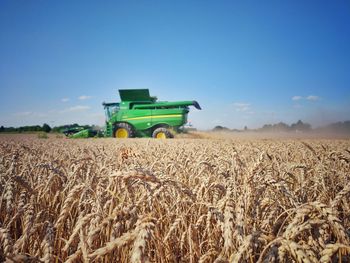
[{"left": 65, "top": 89, "right": 201, "bottom": 139}]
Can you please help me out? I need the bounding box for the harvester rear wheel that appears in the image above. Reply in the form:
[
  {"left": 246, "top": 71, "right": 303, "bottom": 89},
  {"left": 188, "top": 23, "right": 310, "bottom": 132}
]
[
  {"left": 152, "top": 127, "right": 174, "bottom": 139},
  {"left": 114, "top": 123, "right": 134, "bottom": 138}
]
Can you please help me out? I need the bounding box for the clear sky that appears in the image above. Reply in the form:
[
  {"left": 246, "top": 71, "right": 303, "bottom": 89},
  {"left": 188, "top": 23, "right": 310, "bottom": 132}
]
[{"left": 1, "top": 1, "right": 349, "bottom": 129}]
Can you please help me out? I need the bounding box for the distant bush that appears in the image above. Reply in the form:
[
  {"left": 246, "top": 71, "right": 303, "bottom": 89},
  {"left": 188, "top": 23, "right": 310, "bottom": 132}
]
[
  {"left": 315, "top": 121, "right": 350, "bottom": 134},
  {"left": 259, "top": 120, "right": 311, "bottom": 132},
  {"left": 213, "top": 125, "right": 229, "bottom": 131},
  {"left": 37, "top": 132, "right": 48, "bottom": 139}
]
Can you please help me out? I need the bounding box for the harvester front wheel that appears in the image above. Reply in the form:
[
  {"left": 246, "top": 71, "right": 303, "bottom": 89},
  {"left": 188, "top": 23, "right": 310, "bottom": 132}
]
[
  {"left": 114, "top": 123, "right": 134, "bottom": 138},
  {"left": 152, "top": 127, "right": 174, "bottom": 139}
]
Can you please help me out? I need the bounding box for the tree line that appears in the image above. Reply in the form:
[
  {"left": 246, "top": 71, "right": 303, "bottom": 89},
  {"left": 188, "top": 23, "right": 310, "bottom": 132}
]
[
  {"left": 0, "top": 123, "right": 96, "bottom": 133},
  {"left": 213, "top": 120, "right": 350, "bottom": 133},
  {"left": 0, "top": 124, "right": 52, "bottom": 133}
]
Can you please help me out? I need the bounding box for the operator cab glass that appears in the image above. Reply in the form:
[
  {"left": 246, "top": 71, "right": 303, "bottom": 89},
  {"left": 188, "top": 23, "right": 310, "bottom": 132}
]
[{"left": 103, "top": 103, "right": 120, "bottom": 120}]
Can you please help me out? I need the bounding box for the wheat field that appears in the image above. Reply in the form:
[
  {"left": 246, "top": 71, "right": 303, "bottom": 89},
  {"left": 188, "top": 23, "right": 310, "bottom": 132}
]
[{"left": 0, "top": 134, "right": 349, "bottom": 262}]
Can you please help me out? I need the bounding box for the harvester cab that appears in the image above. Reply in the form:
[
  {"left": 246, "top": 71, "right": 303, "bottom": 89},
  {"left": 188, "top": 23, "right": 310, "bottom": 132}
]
[
  {"left": 103, "top": 102, "right": 120, "bottom": 121},
  {"left": 103, "top": 89, "right": 201, "bottom": 138}
]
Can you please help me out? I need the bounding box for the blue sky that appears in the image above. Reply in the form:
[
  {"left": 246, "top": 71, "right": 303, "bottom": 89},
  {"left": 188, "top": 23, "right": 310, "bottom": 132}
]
[{"left": 1, "top": 1, "right": 349, "bottom": 129}]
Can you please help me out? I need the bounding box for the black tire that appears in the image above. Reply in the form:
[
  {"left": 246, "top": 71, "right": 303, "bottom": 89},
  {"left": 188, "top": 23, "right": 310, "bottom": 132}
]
[
  {"left": 152, "top": 127, "right": 174, "bottom": 139},
  {"left": 114, "top": 123, "right": 135, "bottom": 138}
]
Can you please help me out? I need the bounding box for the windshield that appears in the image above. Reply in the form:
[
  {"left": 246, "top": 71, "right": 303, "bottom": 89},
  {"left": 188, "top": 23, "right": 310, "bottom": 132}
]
[{"left": 104, "top": 103, "right": 120, "bottom": 120}]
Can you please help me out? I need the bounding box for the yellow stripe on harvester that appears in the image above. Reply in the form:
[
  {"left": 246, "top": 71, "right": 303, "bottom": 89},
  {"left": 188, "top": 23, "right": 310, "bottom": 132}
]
[{"left": 122, "top": 114, "right": 182, "bottom": 121}]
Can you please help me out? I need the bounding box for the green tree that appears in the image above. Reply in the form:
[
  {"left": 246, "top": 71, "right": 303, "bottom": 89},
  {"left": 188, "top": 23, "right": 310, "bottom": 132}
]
[
  {"left": 42, "top": 123, "right": 51, "bottom": 133},
  {"left": 291, "top": 120, "right": 311, "bottom": 131},
  {"left": 213, "top": 125, "right": 229, "bottom": 131}
]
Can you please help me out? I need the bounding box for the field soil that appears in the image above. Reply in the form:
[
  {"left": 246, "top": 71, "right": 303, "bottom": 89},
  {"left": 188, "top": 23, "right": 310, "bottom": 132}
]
[{"left": 0, "top": 134, "right": 349, "bottom": 262}]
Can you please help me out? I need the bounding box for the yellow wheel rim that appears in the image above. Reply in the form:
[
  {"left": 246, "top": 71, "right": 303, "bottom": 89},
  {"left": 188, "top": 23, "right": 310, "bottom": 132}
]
[
  {"left": 116, "top": 128, "right": 128, "bottom": 138},
  {"left": 156, "top": 132, "right": 166, "bottom": 139}
]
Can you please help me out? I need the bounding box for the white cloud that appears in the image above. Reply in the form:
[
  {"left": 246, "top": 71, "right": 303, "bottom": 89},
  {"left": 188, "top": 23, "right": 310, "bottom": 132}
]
[
  {"left": 78, "top": 95, "right": 92, "bottom": 100},
  {"left": 33, "top": 112, "right": 48, "bottom": 117},
  {"left": 233, "top": 102, "right": 251, "bottom": 112},
  {"left": 61, "top": 98, "right": 70, "bottom": 102},
  {"left": 292, "top": 96, "right": 303, "bottom": 101},
  {"left": 306, "top": 95, "right": 320, "bottom": 101},
  {"left": 14, "top": 111, "right": 32, "bottom": 116},
  {"left": 292, "top": 95, "right": 320, "bottom": 101},
  {"left": 212, "top": 119, "right": 222, "bottom": 124},
  {"left": 233, "top": 102, "right": 250, "bottom": 107},
  {"left": 13, "top": 111, "right": 49, "bottom": 118},
  {"left": 61, "top": 105, "right": 90, "bottom": 113}
]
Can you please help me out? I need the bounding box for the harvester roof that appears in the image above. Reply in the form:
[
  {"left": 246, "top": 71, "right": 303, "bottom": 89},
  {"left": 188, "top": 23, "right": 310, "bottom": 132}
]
[
  {"left": 118, "top": 89, "right": 201, "bottom": 110},
  {"left": 119, "top": 89, "right": 156, "bottom": 102}
]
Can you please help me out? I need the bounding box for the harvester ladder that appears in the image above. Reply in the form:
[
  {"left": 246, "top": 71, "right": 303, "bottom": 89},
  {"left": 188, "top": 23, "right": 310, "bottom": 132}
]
[{"left": 106, "top": 125, "right": 113, "bottom": 137}]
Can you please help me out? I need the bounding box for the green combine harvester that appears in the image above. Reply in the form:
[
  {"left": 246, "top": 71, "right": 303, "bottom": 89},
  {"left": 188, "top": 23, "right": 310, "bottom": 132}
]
[{"left": 64, "top": 89, "right": 201, "bottom": 139}]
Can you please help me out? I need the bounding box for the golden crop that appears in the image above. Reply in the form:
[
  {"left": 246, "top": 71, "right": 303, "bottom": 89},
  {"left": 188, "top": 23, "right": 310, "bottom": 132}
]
[{"left": 0, "top": 134, "right": 349, "bottom": 262}]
